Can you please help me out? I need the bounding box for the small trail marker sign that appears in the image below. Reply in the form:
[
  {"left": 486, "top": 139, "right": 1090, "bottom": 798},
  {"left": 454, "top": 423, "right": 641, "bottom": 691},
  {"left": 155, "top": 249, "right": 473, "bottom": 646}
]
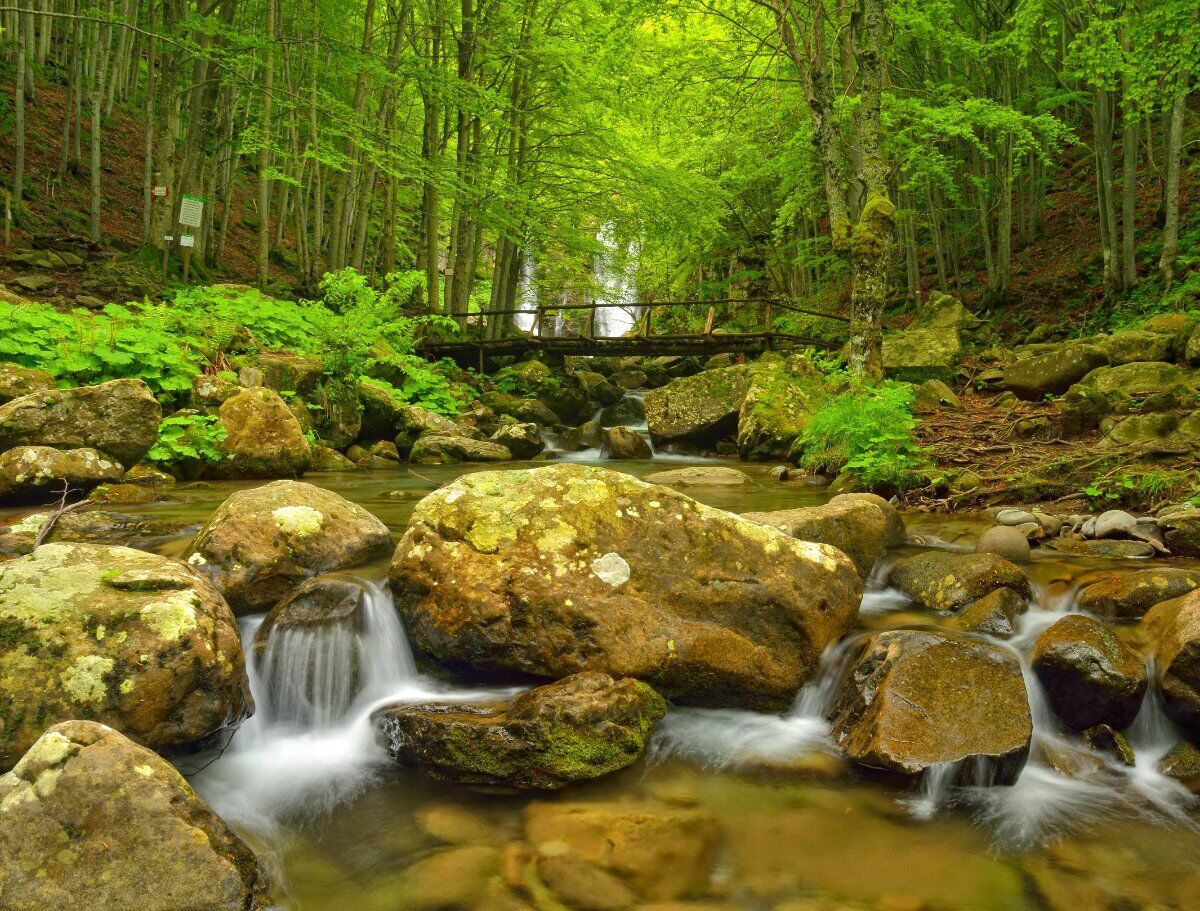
[
  {"left": 178, "top": 195, "right": 204, "bottom": 227},
  {"left": 179, "top": 234, "right": 195, "bottom": 248},
  {"left": 152, "top": 185, "right": 170, "bottom": 197}
]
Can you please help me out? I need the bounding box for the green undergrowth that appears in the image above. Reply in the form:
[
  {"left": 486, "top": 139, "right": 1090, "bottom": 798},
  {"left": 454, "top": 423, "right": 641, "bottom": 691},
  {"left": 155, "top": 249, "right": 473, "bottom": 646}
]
[
  {"left": 791, "top": 380, "right": 931, "bottom": 492},
  {"left": 0, "top": 268, "right": 475, "bottom": 414}
]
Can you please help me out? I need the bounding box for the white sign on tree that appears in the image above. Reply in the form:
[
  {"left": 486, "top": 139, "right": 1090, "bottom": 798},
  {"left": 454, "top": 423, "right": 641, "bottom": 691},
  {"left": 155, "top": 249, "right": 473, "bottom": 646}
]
[{"left": 178, "top": 195, "right": 204, "bottom": 228}]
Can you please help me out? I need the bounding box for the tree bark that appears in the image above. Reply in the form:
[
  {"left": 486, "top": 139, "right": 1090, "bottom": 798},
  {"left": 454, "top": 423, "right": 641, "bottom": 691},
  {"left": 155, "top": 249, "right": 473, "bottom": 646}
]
[{"left": 1158, "top": 81, "right": 1190, "bottom": 288}]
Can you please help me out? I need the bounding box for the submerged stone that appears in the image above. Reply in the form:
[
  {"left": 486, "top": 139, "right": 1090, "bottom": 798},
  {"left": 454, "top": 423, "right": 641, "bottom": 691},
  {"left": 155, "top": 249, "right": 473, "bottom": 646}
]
[{"left": 373, "top": 672, "right": 666, "bottom": 790}]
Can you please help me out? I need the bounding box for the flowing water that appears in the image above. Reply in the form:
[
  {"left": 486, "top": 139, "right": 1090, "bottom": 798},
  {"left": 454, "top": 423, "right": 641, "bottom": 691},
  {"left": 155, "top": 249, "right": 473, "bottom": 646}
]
[{"left": 8, "top": 458, "right": 1200, "bottom": 909}]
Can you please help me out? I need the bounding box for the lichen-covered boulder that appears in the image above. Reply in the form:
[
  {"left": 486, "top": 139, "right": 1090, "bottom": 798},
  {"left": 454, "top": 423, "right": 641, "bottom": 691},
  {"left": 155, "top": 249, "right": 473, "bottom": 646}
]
[
  {"left": 0, "top": 445, "right": 124, "bottom": 503},
  {"left": 888, "top": 551, "right": 1030, "bottom": 612},
  {"left": 737, "top": 367, "right": 828, "bottom": 461},
  {"left": 1059, "top": 361, "right": 1197, "bottom": 433},
  {"left": 204, "top": 387, "right": 311, "bottom": 479},
  {"left": 1032, "top": 615, "right": 1145, "bottom": 731},
  {"left": 601, "top": 425, "right": 652, "bottom": 459},
  {"left": 490, "top": 422, "right": 544, "bottom": 459},
  {"left": 395, "top": 404, "right": 479, "bottom": 457},
  {"left": 912, "top": 292, "right": 980, "bottom": 331},
  {"left": 644, "top": 365, "right": 760, "bottom": 442},
  {"left": 390, "top": 464, "right": 862, "bottom": 708},
  {"left": 0, "top": 721, "right": 267, "bottom": 910},
  {"left": 1076, "top": 569, "right": 1200, "bottom": 620},
  {"left": 493, "top": 360, "right": 589, "bottom": 423},
  {"left": 1003, "top": 344, "right": 1108, "bottom": 401},
  {"left": 0, "top": 543, "right": 252, "bottom": 769},
  {"left": 644, "top": 466, "right": 748, "bottom": 487},
  {"left": 599, "top": 395, "right": 646, "bottom": 428},
  {"left": 308, "top": 444, "right": 356, "bottom": 472},
  {"left": 741, "top": 496, "right": 905, "bottom": 579},
  {"left": 1097, "top": 329, "right": 1175, "bottom": 366},
  {"left": 576, "top": 370, "right": 624, "bottom": 407},
  {"left": 478, "top": 391, "right": 560, "bottom": 427},
  {"left": 307, "top": 378, "right": 362, "bottom": 450},
  {"left": 184, "top": 480, "right": 392, "bottom": 613},
  {"left": 0, "top": 361, "right": 55, "bottom": 406},
  {"left": 255, "top": 349, "right": 324, "bottom": 396},
  {"left": 881, "top": 328, "right": 962, "bottom": 382},
  {"left": 956, "top": 587, "right": 1027, "bottom": 638},
  {"left": 409, "top": 434, "right": 512, "bottom": 465},
  {"left": 373, "top": 672, "right": 666, "bottom": 790},
  {"left": 0, "top": 378, "right": 161, "bottom": 467},
  {"left": 828, "top": 630, "right": 1032, "bottom": 782},
  {"left": 1141, "top": 590, "right": 1200, "bottom": 737}
]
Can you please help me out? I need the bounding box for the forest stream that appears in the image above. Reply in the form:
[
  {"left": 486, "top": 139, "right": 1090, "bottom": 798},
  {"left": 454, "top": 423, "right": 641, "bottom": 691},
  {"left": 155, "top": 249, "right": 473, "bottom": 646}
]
[{"left": 7, "top": 456, "right": 1196, "bottom": 911}]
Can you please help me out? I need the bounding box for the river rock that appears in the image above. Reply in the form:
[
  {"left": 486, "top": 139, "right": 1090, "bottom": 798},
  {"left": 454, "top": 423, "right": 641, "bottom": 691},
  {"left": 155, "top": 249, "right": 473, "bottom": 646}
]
[
  {"left": 956, "top": 587, "right": 1027, "bottom": 638},
  {"left": 493, "top": 360, "right": 589, "bottom": 423},
  {"left": 479, "top": 391, "right": 561, "bottom": 427},
  {"left": 828, "top": 630, "right": 1032, "bottom": 782},
  {"left": 888, "top": 551, "right": 1030, "bottom": 612},
  {"left": 252, "top": 575, "right": 374, "bottom": 656},
  {"left": 390, "top": 464, "right": 862, "bottom": 708},
  {"left": 1046, "top": 537, "right": 1155, "bottom": 558},
  {"left": 1159, "top": 508, "right": 1200, "bottom": 557},
  {"left": 1159, "top": 741, "right": 1200, "bottom": 793},
  {"left": 523, "top": 800, "right": 719, "bottom": 902},
  {"left": 0, "top": 445, "right": 124, "bottom": 503},
  {"left": 601, "top": 425, "right": 652, "bottom": 459},
  {"left": 995, "top": 508, "right": 1038, "bottom": 526},
  {"left": 0, "top": 721, "right": 267, "bottom": 910},
  {"left": 1032, "top": 615, "right": 1146, "bottom": 731},
  {"left": 204, "top": 387, "right": 311, "bottom": 479},
  {"left": 644, "top": 466, "right": 748, "bottom": 487},
  {"left": 599, "top": 396, "right": 646, "bottom": 428},
  {"left": 1092, "top": 509, "right": 1138, "bottom": 539},
  {"left": 975, "top": 525, "right": 1031, "bottom": 562},
  {"left": 490, "top": 422, "right": 544, "bottom": 459},
  {"left": 395, "top": 404, "right": 467, "bottom": 456},
  {"left": 256, "top": 349, "right": 324, "bottom": 396},
  {"left": 358, "top": 379, "right": 405, "bottom": 440},
  {"left": 0, "top": 543, "right": 252, "bottom": 769},
  {"left": 741, "top": 496, "right": 904, "bottom": 579},
  {"left": 644, "top": 365, "right": 761, "bottom": 442},
  {"left": 0, "top": 361, "right": 55, "bottom": 405},
  {"left": 309, "top": 444, "right": 356, "bottom": 471},
  {"left": 1076, "top": 569, "right": 1200, "bottom": 620},
  {"left": 610, "top": 367, "right": 650, "bottom": 389},
  {"left": 1002, "top": 344, "right": 1107, "bottom": 400},
  {"left": 0, "top": 378, "right": 161, "bottom": 467},
  {"left": 737, "top": 366, "right": 828, "bottom": 461},
  {"left": 0, "top": 509, "right": 193, "bottom": 556},
  {"left": 373, "top": 672, "right": 666, "bottom": 789},
  {"left": 184, "top": 480, "right": 392, "bottom": 613},
  {"left": 410, "top": 434, "right": 513, "bottom": 465},
  {"left": 881, "top": 328, "right": 962, "bottom": 381},
  {"left": 1097, "top": 329, "right": 1175, "bottom": 366},
  {"left": 576, "top": 370, "right": 624, "bottom": 407},
  {"left": 1141, "top": 590, "right": 1200, "bottom": 737}
]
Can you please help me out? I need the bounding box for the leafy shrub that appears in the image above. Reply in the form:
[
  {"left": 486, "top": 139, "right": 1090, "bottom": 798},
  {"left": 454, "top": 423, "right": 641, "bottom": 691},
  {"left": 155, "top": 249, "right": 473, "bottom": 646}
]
[
  {"left": 792, "top": 380, "right": 929, "bottom": 491},
  {"left": 361, "top": 366, "right": 465, "bottom": 417},
  {"left": 145, "top": 412, "right": 227, "bottom": 466}
]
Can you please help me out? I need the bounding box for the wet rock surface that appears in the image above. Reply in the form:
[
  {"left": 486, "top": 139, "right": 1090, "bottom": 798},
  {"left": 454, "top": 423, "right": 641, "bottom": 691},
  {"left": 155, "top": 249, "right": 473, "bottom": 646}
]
[
  {"left": 644, "top": 365, "right": 761, "bottom": 442},
  {"left": 184, "top": 480, "right": 393, "bottom": 613},
  {"left": 888, "top": 551, "right": 1030, "bottom": 612},
  {"left": 1075, "top": 568, "right": 1200, "bottom": 620},
  {"left": 1032, "top": 615, "right": 1146, "bottom": 731},
  {"left": 828, "top": 630, "right": 1033, "bottom": 781},
  {"left": 0, "top": 721, "right": 267, "bottom": 910},
  {"left": 409, "top": 433, "right": 513, "bottom": 464},
  {"left": 390, "top": 464, "right": 862, "bottom": 708},
  {"left": 1141, "top": 590, "right": 1200, "bottom": 738},
  {"left": 0, "top": 543, "right": 252, "bottom": 769},
  {"left": 373, "top": 672, "right": 667, "bottom": 789}
]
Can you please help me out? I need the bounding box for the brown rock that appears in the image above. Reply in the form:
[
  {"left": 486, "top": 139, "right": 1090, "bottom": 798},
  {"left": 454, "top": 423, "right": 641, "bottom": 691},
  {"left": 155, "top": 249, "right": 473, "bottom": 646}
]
[
  {"left": 1032, "top": 615, "right": 1146, "bottom": 731},
  {"left": 1141, "top": 590, "right": 1200, "bottom": 738},
  {"left": 956, "top": 587, "right": 1027, "bottom": 638},
  {"left": 602, "top": 426, "right": 652, "bottom": 459},
  {"left": 1075, "top": 568, "right": 1200, "bottom": 620},
  {"left": 204, "top": 387, "right": 311, "bottom": 479},
  {"left": 0, "top": 445, "right": 124, "bottom": 503},
  {"left": 888, "top": 551, "right": 1030, "bottom": 612}
]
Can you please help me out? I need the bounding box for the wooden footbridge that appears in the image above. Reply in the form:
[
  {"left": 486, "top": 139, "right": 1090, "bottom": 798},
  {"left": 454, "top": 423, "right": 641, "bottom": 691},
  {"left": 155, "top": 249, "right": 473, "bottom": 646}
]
[{"left": 418, "top": 298, "right": 844, "bottom": 368}]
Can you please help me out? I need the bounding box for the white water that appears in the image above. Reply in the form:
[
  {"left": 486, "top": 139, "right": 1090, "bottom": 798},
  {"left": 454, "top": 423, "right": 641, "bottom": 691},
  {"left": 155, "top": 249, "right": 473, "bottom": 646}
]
[
  {"left": 192, "top": 580, "right": 520, "bottom": 833},
  {"left": 594, "top": 222, "right": 641, "bottom": 337}
]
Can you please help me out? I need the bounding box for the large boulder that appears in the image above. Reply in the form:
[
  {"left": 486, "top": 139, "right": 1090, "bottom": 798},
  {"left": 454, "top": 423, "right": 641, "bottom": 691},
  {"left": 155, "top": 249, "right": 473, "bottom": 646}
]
[
  {"left": 1032, "top": 615, "right": 1146, "bottom": 731},
  {"left": 307, "top": 378, "right": 362, "bottom": 450},
  {"left": 1141, "top": 590, "right": 1200, "bottom": 738},
  {"left": 881, "top": 328, "right": 962, "bottom": 382},
  {"left": 1159, "top": 508, "right": 1200, "bottom": 557},
  {"left": 1058, "top": 361, "right": 1197, "bottom": 433},
  {"left": 0, "top": 543, "right": 252, "bottom": 769},
  {"left": 0, "top": 378, "right": 161, "bottom": 467},
  {"left": 409, "top": 434, "right": 512, "bottom": 465},
  {"left": 203, "top": 387, "right": 310, "bottom": 479},
  {"left": 390, "top": 464, "right": 862, "bottom": 708},
  {"left": 478, "top": 391, "right": 560, "bottom": 427},
  {"left": 358, "top": 379, "right": 404, "bottom": 440},
  {"left": 912, "top": 292, "right": 980, "bottom": 331},
  {"left": 577, "top": 370, "right": 624, "bottom": 407},
  {"left": 600, "top": 425, "right": 652, "bottom": 459},
  {"left": 255, "top": 350, "right": 324, "bottom": 396},
  {"left": 888, "top": 551, "right": 1030, "bottom": 612},
  {"left": 599, "top": 395, "right": 646, "bottom": 428},
  {"left": 489, "top": 422, "right": 544, "bottom": 459},
  {"left": 644, "top": 364, "right": 760, "bottom": 442},
  {"left": 828, "top": 630, "right": 1032, "bottom": 782},
  {"left": 0, "top": 445, "right": 124, "bottom": 503},
  {"left": 0, "top": 721, "right": 267, "bottom": 910},
  {"left": 1076, "top": 568, "right": 1200, "bottom": 620},
  {"left": 1002, "top": 344, "right": 1108, "bottom": 401},
  {"left": 373, "top": 672, "right": 666, "bottom": 790},
  {"left": 0, "top": 361, "right": 55, "bottom": 405},
  {"left": 1097, "top": 329, "right": 1175, "bottom": 366},
  {"left": 741, "top": 496, "right": 905, "bottom": 579},
  {"left": 736, "top": 366, "right": 828, "bottom": 461},
  {"left": 183, "top": 480, "right": 393, "bottom": 613},
  {"left": 395, "top": 404, "right": 468, "bottom": 457}
]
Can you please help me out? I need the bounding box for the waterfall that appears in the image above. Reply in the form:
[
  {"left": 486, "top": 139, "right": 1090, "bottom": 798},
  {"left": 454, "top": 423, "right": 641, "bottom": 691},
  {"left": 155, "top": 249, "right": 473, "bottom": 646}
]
[
  {"left": 594, "top": 222, "right": 640, "bottom": 337},
  {"left": 515, "top": 253, "right": 537, "bottom": 332}
]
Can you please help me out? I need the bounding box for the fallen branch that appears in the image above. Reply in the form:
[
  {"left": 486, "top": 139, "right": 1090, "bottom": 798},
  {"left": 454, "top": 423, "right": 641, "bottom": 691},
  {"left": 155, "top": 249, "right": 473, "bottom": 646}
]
[{"left": 33, "top": 482, "right": 93, "bottom": 547}]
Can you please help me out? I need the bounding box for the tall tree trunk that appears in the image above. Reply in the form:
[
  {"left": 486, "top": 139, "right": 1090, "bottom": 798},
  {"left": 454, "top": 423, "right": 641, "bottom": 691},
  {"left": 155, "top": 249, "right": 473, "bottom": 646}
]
[
  {"left": 257, "top": 0, "right": 276, "bottom": 286},
  {"left": 89, "top": 7, "right": 114, "bottom": 243},
  {"left": 14, "top": 11, "right": 27, "bottom": 220},
  {"left": 1158, "top": 81, "right": 1190, "bottom": 288}
]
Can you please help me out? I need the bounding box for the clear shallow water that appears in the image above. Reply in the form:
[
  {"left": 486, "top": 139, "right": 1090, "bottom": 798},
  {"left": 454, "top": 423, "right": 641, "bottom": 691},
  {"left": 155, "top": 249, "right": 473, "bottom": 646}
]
[{"left": 6, "top": 459, "right": 1200, "bottom": 910}]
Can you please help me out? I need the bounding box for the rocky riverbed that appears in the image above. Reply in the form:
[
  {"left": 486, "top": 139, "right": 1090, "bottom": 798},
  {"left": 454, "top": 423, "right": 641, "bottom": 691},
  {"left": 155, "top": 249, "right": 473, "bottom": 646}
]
[{"left": 4, "top": 456, "right": 1200, "bottom": 911}]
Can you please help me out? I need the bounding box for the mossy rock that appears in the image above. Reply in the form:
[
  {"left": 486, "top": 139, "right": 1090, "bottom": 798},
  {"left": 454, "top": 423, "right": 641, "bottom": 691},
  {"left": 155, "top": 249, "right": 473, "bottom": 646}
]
[
  {"left": 888, "top": 550, "right": 1030, "bottom": 612},
  {"left": 882, "top": 328, "right": 963, "bottom": 382},
  {"left": 204, "top": 387, "right": 311, "bottom": 479},
  {"left": 736, "top": 365, "right": 829, "bottom": 461},
  {"left": 0, "top": 445, "right": 124, "bottom": 505},
  {"left": 373, "top": 672, "right": 666, "bottom": 789},
  {"left": 0, "top": 362, "right": 55, "bottom": 406},
  {"left": 644, "top": 364, "right": 763, "bottom": 443}
]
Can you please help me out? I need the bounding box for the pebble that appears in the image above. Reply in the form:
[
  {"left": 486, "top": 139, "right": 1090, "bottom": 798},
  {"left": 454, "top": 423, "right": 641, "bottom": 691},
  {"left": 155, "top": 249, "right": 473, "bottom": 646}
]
[
  {"left": 1093, "top": 509, "right": 1137, "bottom": 539},
  {"left": 976, "top": 525, "right": 1031, "bottom": 562}
]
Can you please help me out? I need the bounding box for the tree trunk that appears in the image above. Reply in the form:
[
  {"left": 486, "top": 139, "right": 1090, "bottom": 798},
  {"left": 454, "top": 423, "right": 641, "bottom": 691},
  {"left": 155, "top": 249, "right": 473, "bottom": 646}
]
[
  {"left": 1158, "top": 81, "right": 1190, "bottom": 288},
  {"left": 257, "top": 0, "right": 276, "bottom": 286}
]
